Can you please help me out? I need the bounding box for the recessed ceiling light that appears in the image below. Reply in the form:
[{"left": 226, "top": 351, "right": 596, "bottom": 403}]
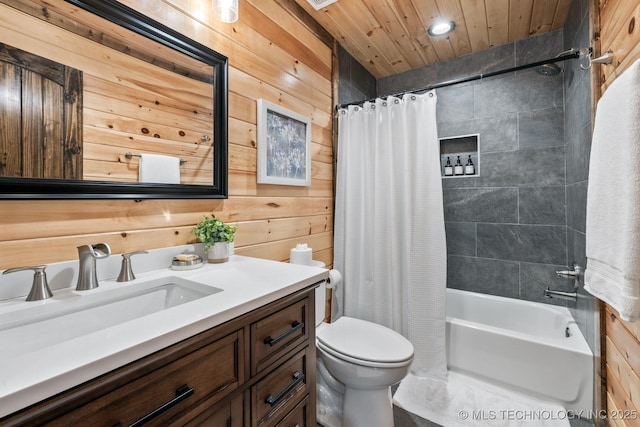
[{"left": 428, "top": 20, "right": 456, "bottom": 36}]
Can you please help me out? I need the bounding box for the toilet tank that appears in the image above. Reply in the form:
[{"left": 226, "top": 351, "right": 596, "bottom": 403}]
[{"left": 310, "top": 260, "right": 327, "bottom": 327}]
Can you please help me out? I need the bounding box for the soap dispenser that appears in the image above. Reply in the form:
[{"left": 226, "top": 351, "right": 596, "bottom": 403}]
[
  {"left": 465, "top": 155, "right": 475, "bottom": 175},
  {"left": 454, "top": 156, "right": 464, "bottom": 175},
  {"left": 444, "top": 157, "right": 453, "bottom": 176}
]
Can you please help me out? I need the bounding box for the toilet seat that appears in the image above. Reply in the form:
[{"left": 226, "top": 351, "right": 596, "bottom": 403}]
[{"left": 317, "top": 316, "right": 414, "bottom": 368}]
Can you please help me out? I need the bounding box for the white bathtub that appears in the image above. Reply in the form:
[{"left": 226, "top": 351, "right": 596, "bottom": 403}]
[{"left": 446, "top": 288, "right": 593, "bottom": 413}]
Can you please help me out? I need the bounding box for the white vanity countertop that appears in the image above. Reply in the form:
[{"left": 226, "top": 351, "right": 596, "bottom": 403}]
[{"left": 0, "top": 255, "right": 328, "bottom": 419}]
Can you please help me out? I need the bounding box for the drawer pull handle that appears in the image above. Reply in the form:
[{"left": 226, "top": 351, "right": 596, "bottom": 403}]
[
  {"left": 264, "top": 321, "right": 304, "bottom": 347},
  {"left": 127, "top": 384, "right": 194, "bottom": 427},
  {"left": 265, "top": 372, "right": 305, "bottom": 407}
]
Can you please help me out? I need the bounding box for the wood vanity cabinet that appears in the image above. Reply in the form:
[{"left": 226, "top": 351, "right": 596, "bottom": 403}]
[{"left": 1, "top": 284, "right": 319, "bottom": 427}]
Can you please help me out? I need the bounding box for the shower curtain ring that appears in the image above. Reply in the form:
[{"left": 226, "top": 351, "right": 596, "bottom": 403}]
[{"left": 580, "top": 51, "right": 593, "bottom": 70}]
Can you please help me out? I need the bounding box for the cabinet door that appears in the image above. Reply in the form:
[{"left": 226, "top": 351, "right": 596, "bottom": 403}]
[
  {"left": 0, "top": 42, "right": 82, "bottom": 180},
  {"left": 51, "top": 331, "right": 242, "bottom": 426}
]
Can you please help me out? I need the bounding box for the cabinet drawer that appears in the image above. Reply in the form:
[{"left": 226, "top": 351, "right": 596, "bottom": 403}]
[
  {"left": 252, "top": 349, "right": 310, "bottom": 427},
  {"left": 182, "top": 392, "right": 244, "bottom": 427},
  {"left": 275, "top": 395, "right": 309, "bottom": 427},
  {"left": 53, "top": 330, "right": 243, "bottom": 426},
  {"left": 251, "top": 298, "right": 309, "bottom": 374}
]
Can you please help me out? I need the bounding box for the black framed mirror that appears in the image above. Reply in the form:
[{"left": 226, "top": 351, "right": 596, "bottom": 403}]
[{"left": 0, "top": 0, "right": 228, "bottom": 199}]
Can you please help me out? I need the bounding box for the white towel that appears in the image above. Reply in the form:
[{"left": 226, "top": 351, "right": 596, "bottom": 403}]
[
  {"left": 138, "top": 153, "right": 181, "bottom": 184},
  {"left": 584, "top": 59, "right": 640, "bottom": 322}
]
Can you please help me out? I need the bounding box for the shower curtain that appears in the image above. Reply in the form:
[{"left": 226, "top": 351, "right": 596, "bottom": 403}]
[{"left": 334, "top": 91, "right": 447, "bottom": 379}]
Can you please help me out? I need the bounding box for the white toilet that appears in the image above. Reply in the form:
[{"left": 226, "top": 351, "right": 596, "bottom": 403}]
[{"left": 315, "top": 276, "right": 414, "bottom": 427}]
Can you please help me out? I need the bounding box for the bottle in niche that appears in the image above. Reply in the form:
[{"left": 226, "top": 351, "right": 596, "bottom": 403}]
[
  {"left": 444, "top": 157, "right": 453, "bottom": 176},
  {"left": 465, "top": 155, "right": 475, "bottom": 175},
  {"left": 454, "top": 156, "right": 464, "bottom": 175}
]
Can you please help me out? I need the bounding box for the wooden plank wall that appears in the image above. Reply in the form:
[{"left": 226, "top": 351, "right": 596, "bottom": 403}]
[
  {"left": 0, "top": 0, "right": 334, "bottom": 270},
  {"left": 598, "top": 0, "right": 640, "bottom": 424}
]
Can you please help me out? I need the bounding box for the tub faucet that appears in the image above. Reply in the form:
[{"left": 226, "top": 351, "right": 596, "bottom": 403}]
[
  {"left": 76, "top": 243, "right": 111, "bottom": 291},
  {"left": 546, "top": 264, "right": 582, "bottom": 302},
  {"left": 555, "top": 265, "right": 583, "bottom": 289},
  {"left": 544, "top": 287, "right": 578, "bottom": 302}
]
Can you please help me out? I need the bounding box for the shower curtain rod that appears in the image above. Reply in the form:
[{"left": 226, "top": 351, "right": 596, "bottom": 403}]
[{"left": 336, "top": 47, "right": 593, "bottom": 110}]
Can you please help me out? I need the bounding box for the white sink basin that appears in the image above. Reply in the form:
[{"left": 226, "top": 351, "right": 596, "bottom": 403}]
[{"left": 0, "top": 277, "right": 221, "bottom": 359}]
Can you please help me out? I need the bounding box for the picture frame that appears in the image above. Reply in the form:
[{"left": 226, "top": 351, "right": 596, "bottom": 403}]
[{"left": 257, "top": 99, "right": 312, "bottom": 186}]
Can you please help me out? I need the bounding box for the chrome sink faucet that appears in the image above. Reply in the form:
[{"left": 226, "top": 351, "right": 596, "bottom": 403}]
[{"left": 76, "top": 243, "right": 111, "bottom": 291}]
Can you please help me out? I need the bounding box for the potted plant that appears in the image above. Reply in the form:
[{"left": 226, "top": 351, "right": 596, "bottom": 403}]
[{"left": 193, "top": 215, "right": 238, "bottom": 263}]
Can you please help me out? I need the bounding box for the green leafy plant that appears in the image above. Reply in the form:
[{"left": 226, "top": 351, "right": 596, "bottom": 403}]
[{"left": 193, "top": 215, "right": 238, "bottom": 251}]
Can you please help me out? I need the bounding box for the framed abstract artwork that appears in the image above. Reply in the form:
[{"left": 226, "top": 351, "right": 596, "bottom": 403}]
[{"left": 257, "top": 99, "right": 311, "bottom": 186}]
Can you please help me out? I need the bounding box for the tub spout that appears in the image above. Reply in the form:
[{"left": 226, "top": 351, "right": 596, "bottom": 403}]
[{"left": 544, "top": 287, "right": 577, "bottom": 302}]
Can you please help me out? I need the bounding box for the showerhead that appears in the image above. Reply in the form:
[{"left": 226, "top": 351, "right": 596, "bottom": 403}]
[{"left": 535, "top": 63, "right": 562, "bottom": 76}]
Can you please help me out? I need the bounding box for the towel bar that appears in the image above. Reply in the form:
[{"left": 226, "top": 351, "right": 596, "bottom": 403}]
[{"left": 125, "top": 152, "right": 186, "bottom": 165}]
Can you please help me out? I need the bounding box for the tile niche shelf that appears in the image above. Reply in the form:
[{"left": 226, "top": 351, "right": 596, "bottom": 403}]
[{"left": 440, "top": 134, "right": 479, "bottom": 178}]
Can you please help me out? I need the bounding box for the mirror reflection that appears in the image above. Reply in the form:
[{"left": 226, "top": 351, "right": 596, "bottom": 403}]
[{"left": 0, "top": 0, "right": 228, "bottom": 198}]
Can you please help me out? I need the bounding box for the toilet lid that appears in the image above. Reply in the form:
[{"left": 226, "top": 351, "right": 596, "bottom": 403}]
[{"left": 316, "top": 316, "right": 414, "bottom": 363}]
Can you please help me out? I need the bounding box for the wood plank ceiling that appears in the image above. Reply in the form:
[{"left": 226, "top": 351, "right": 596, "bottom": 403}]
[{"left": 293, "top": 0, "right": 572, "bottom": 78}]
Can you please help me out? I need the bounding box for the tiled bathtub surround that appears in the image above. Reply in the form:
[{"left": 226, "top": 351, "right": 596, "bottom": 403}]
[
  {"left": 379, "top": 30, "right": 576, "bottom": 307},
  {"left": 340, "top": 15, "right": 597, "bottom": 353},
  {"left": 563, "top": 0, "right": 597, "bottom": 353}
]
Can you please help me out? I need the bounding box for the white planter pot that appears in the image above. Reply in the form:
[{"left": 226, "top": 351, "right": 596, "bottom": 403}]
[
  {"left": 228, "top": 241, "right": 234, "bottom": 256},
  {"left": 207, "top": 242, "right": 229, "bottom": 263}
]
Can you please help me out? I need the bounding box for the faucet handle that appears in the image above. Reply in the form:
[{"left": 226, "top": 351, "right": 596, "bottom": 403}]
[
  {"left": 117, "top": 251, "right": 149, "bottom": 282},
  {"left": 3, "top": 265, "right": 54, "bottom": 301},
  {"left": 555, "top": 265, "right": 583, "bottom": 289}
]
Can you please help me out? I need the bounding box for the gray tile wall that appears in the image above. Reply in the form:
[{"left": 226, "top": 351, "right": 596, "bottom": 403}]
[
  {"left": 563, "top": 0, "right": 598, "bottom": 353},
  {"left": 379, "top": 30, "right": 576, "bottom": 307},
  {"left": 338, "top": 45, "right": 376, "bottom": 105}
]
